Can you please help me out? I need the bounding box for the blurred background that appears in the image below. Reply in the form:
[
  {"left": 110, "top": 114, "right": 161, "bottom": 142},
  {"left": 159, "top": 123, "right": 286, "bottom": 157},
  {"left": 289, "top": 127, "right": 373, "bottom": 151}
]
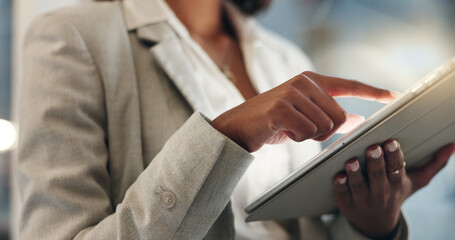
[{"left": 0, "top": 0, "right": 454, "bottom": 239}]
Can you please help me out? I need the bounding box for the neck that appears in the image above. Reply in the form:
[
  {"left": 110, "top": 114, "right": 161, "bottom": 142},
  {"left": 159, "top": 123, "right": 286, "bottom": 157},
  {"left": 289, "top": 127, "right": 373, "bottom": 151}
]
[{"left": 165, "top": 0, "right": 225, "bottom": 38}]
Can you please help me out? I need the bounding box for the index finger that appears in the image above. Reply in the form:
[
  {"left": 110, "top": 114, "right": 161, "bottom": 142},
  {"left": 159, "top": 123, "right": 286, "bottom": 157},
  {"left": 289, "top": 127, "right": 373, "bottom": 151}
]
[
  {"left": 331, "top": 79, "right": 400, "bottom": 104},
  {"left": 303, "top": 72, "right": 400, "bottom": 104}
]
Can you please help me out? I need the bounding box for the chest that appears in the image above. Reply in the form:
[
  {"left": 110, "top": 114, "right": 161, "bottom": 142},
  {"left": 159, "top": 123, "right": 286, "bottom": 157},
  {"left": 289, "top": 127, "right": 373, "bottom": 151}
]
[{"left": 195, "top": 36, "right": 258, "bottom": 100}]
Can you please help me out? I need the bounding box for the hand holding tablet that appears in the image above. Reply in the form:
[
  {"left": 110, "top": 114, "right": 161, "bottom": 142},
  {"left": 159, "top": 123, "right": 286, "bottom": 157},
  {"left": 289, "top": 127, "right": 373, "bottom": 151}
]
[{"left": 334, "top": 140, "right": 455, "bottom": 238}]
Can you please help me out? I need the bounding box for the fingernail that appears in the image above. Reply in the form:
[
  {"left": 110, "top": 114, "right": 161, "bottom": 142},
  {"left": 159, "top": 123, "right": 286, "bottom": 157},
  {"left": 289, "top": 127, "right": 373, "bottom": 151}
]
[
  {"left": 337, "top": 176, "right": 347, "bottom": 184},
  {"left": 368, "top": 146, "right": 382, "bottom": 159},
  {"left": 386, "top": 140, "right": 399, "bottom": 152},
  {"left": 348, "top": 160, "right": 360, "bottom": 172}
]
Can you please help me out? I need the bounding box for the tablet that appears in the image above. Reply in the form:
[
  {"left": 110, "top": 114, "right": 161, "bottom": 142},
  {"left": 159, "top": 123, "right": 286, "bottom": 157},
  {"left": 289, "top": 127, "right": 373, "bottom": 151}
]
[{"left": 244, "top": 57, "right": 455, "bottom": 222}]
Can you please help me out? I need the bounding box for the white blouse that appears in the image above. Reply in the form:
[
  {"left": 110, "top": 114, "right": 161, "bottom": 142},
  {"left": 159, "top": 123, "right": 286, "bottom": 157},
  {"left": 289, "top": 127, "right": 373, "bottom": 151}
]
[{"left": 156, "top": 1, "right": 321, "bottom": 239}]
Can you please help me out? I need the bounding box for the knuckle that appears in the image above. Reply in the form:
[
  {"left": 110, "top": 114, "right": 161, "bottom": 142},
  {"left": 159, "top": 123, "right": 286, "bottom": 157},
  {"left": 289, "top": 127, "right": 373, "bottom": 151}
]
[
  {"left": 305, "top": 123, "right": 318, "bottom": 138},
  {"left": 296, "top": 72, "right": 315, "bottom": 85},
  {"left": 372, "top": 169, "right": 386, "bottom": 179},
  {"left": 269, "top": 109, "right": 288, "bottom": 129},
  {"left": 301, "top": 71, "right": 314, "bottom": 77},
  {"left": 392, "top": 190, "right": 403, "bottom": 201},
  {"left": 319, "top": 119, "right": 334, "bottom": 134},
  {"left": 290, "top": 77, "right": 306, "bottom": 89},
  {"left": 269, "top": 99, "right": 288, "bottom": 113},
  {"left": 334, "top": 110, "right": 348, "bottom": 126},
  {"left": 269, "top": 116, "right": 283, "bottom": 129},
  {"left": 268, "top": 109, "right": 286, "bottom": 129},
  {"left": 379, "top": 195, "right": 388, "bottom": 207},
  {"left": 383, "top": 190, "right": 391, "bottom": 201},
  {"left": 388, "top": 162, "right": 402, "bottom": 172},
  {"left": 394, "top": 162, "right": 403, "bottom": 170},
  {"left": 393, "top": 176, "right": 405, "bottom": 186},
  {"left": 288, "top": 77, "right": 300, "bottom": 86},
  {"left": 349, "top": 181, "right": 363, "bottom": 192},
  {"left": 283, "top": 85, "right": 299, "bottom": 98}
]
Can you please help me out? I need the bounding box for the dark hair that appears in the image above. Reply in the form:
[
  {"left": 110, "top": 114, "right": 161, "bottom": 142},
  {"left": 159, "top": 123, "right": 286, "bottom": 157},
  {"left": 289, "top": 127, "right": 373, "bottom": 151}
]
[
  {"left": 229, "top": 0, "right": 272, "bottom": 15},
  {"left": 96, "top": 0, "right": 272, "bottom": 15}
]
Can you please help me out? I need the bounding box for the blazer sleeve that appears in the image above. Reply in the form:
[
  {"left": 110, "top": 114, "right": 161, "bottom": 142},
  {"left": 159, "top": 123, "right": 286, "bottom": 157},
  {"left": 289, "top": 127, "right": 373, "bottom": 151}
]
[{"left": 16, "top": 14, "right": 253, "bottom": 240}]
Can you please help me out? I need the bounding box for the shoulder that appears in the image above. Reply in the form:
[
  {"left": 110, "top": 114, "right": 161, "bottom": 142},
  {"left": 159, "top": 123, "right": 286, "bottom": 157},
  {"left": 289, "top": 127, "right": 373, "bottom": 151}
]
[
  {"left": 23, "top": 1, "right": 136, "bottom": 96},
  {"left": 27, "top": 1, "right": 126, "bottom": 43},
  {"left": 32, "top": 1, "right": 123, "bottom": 26},
  {"left": 25, "top": 1, "right": 133, "bottom": 73}
]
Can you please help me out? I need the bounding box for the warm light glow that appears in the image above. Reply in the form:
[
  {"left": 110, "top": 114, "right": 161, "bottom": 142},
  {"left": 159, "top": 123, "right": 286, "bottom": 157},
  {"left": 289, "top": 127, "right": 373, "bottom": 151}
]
[{"left": 0, "top": 119, "right": 17, "bottom": 152}]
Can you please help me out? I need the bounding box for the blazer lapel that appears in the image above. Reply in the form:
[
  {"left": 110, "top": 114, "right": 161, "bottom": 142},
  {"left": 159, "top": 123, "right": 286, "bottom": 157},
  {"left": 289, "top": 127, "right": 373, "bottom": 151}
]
[{"left": 136, "top": 23, "right": 216, "bottom": 118}]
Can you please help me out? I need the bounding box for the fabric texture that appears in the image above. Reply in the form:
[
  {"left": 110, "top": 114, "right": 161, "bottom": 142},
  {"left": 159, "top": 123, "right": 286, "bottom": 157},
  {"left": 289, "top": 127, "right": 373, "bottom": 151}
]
[
  {"left": 14, "top": 0, "right": 408, "bottom": 239},
  {"left": 17, "top": 3, "right": 252, "bottom": 239}
]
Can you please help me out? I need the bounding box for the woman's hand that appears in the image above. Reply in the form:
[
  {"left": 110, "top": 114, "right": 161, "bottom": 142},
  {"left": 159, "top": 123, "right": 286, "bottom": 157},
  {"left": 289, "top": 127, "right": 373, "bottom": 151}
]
[
  {"left": 211, "top": 71, "right": 396, "bottom": 152},
  {"left": 334, "top": 140, "right": 455, "bottom": 238}
]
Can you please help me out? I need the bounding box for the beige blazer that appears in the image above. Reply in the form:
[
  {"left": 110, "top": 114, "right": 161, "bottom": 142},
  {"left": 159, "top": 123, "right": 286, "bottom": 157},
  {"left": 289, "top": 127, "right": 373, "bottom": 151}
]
[{"left": 14, "top": 0, "right": 407, "bottom": 239}]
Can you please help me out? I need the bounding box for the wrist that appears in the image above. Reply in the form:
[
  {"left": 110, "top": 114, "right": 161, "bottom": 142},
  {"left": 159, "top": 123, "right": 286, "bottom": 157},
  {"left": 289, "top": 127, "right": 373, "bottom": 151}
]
[
  {"left": 210, "top": 117, "right": 251, "bottom": 152},
  {"left": 370, "top": 222, "right": 400, "bottom": 240},
  {"left": 350, "top": 212, "right": 401, "bottom": 239}
]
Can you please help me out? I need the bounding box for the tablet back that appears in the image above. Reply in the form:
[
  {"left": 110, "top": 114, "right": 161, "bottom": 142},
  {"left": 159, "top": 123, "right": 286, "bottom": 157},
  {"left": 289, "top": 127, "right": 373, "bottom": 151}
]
[{"left": 245, "top": 59, "right": 455, "bottom": 221}]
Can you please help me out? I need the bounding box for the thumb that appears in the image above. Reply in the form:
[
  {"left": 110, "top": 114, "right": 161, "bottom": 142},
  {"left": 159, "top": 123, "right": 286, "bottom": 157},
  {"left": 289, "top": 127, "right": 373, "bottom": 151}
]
[
  {"left": 408, "top": 143, "right": 455, "bottom": 193},
  {"left": 335, "top": 114, "right": 365, "bottom": 134},
  {"left": 313, "top": 114, "right": 365, "bottom": 141}
]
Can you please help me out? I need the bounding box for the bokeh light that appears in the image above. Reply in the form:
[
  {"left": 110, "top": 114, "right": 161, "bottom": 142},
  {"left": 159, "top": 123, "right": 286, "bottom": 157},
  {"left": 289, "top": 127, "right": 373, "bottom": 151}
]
[{"left": 0, "top": 119, "right": 17, "bottom": 152}]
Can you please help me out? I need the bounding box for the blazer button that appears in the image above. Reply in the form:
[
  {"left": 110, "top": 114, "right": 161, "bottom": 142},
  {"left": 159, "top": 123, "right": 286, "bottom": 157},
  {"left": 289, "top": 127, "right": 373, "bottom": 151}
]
[{"left": 160, "top": 191, "right": 176, "bottom": 209}]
